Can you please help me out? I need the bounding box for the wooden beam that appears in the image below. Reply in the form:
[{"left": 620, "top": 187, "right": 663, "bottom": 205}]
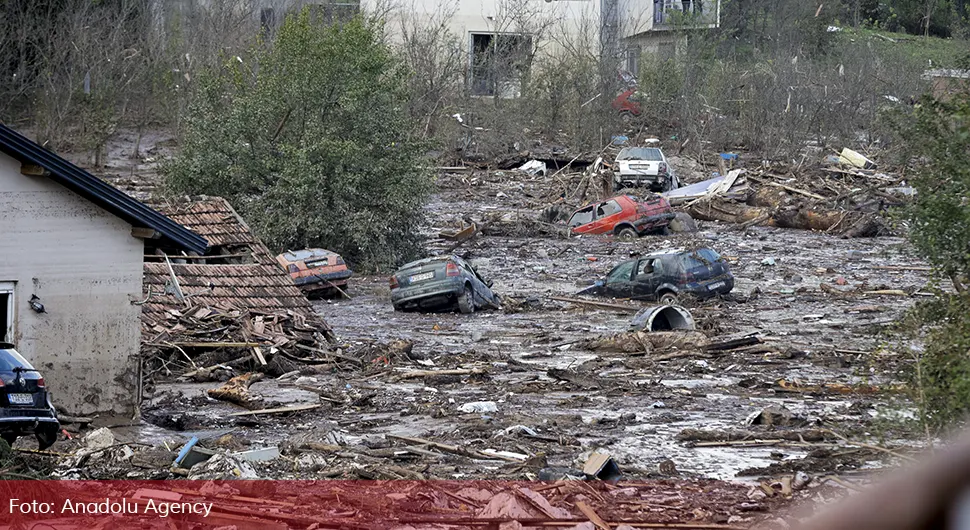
[
  {"left": 131, "top": 227, "right": 160, "bottom": 239},
  {"left": 228, "top": 403, "right": 321, "bottom": 417},
  {"left": 20, "top": 164, "right": 50, "bottom": 177}
]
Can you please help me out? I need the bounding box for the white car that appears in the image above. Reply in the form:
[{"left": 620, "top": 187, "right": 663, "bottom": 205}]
[{"left": 614, "top": 146, "right": 679, "bottom": 192}]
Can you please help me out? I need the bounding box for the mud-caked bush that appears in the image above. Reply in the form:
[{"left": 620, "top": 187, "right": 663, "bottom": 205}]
[{"left": 906, "top": 295, "right": 970, "bottom": 431}]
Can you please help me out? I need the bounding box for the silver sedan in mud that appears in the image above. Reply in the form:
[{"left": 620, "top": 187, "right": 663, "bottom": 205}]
[{"left": 390, "top": 256, "right": 500, "bottom": 314}]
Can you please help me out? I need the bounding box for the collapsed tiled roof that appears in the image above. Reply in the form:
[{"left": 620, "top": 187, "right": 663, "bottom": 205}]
[
  {"left": 146, "top": 198, "right": 273, "bottom": 263},
  {"left": 141, "top": 197, "right": 317, "bottom": 320},
  {"left": 142, "top": 262, "right": 314, "bottom": 317}
]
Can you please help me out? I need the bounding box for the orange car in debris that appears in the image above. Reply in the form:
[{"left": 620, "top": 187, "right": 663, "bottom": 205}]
[{"left": 277, "top": 249, "right": 353, "bottom": 298}]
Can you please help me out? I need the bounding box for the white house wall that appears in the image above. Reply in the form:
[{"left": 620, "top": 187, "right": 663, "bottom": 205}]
[
  {"left": 0, "top": 153, "right": 142, "bottom": 417},
  {"left": 366, "top": 0, "right": 602, "bottom": 56}
]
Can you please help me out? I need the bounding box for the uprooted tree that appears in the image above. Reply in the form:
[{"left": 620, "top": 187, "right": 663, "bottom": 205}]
[{"left": 164, "top": 12, "right": 433, "bottom": 271}]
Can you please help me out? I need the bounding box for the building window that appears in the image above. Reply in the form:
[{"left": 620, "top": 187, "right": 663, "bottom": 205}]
[
  {"left": 0, "top": 282, "right": 15, "bottom": 344},
  {"left": 306, "top": 0, "right": 361, "bottom": 26},
  {"left": 659, "top": 41, "right": 676, "bottom": 60},
  {"left": 261, "top": 8, "right": 276, "bottom": 33},
  {"left": 470, "top": 33, "right": 533, "bottom": 97},
  {"left": 625, "top": 46, "right": 641, "bottom": 77}
]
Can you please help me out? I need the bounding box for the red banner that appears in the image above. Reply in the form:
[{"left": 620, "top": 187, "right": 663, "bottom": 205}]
[{"left": 0, "top": 480, "right": 761, "bottom": 528}]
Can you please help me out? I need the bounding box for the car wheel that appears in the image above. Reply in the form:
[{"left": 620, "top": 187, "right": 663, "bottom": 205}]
[
  {"left": 617, "top": 228, "right": 638, "bottom": 242},
  {"left": 1, "top": 433, "right": 17, "bottom": 448},
  {"left": 659, "top": 291, "right": 678, "bottom": 305},
  {"left": 458, "top": 286, "right": 475, "bottom": 314},
  {"left": 619, "top": 111, "right": 635, "bottom": 124}
]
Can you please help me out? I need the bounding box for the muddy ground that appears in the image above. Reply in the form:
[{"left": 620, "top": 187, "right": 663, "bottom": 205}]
[
  {"left": 141, "top": 167, "right": 930, "bottom": 466},
  {"left": 28, "top": 130, "right": 941, "bottom": 526}
]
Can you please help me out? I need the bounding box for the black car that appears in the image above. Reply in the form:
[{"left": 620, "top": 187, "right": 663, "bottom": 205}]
[
  {"left": 0, "top": 344, "right": 59, "bottom": 449},
  {"left": 579, "top": 247, "right": 734, "bottom": 303}
]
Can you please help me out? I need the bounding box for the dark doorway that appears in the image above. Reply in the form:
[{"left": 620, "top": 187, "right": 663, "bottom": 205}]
[{"left": 0, "top": 292, "right": 9, "bottom": 343}]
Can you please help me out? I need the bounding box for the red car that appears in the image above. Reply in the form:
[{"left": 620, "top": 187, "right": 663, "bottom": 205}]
[
  {"left": 612, "top": 89, "right": 642, "bottom": 122},
  {"left": 567, "top": 195, "right": 674, "bottom": 240}
]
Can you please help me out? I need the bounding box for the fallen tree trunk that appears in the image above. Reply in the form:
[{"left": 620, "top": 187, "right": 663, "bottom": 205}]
[
  {"left": 579, "top": 331, "right": 710, "bottom": 353},
  {"left": 686, "top": 197, "right": 884, "bottom": 237}
]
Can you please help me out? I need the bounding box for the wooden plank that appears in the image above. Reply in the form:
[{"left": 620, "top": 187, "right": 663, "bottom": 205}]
[
  {"left": 162, "top": 342, "right": 260, "bottom": 348},
  {"left": 764, "top": 181, "right": 827, "bottom": 200},
  {"left": 869, "top": 265, "right": 932, "bottom": 272},
  {"left": 252, "top": 346, "right": 267, "bottom": 366},
  {"left": 395, "top": 368, "right": 486, "bottom": 379},
  {"left": 574, "top": 500, "right": 613, "bottom": 530},
  {"left": 228, "top": 403, "right": 321, "bottom": 417},
  {"left": 549, "top": 296, "right": 641, "bottom": 313}
]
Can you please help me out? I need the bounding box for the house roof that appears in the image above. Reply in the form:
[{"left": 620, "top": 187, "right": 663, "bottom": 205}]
[
  {"left": 146, "top": 198, "right": 273, "bottom": 263},
  {"left": 142, "top": 262, "right": 314, "bottom": 317},
  {"left": 0, "top": 123, "right": 207, "bottom": 254},
  {"left": 142, "top": 197, "right": 317, "bottom": 320}
]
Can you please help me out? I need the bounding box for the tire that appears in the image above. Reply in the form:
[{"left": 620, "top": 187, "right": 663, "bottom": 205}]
[
  {"left": 659, "top": 291, "right": 678, "bottom": 305},
  {"left": 1, "top": 433, "right": 17, "bottom": 448},
  {"left": 458, "top": 286, "right": 475, "bottom": 314},
  {"left": 616, "top": 227, "right": 638, "bottom": 241},
  {"left": 36, "top": 427, "right": 58, "bottom": 450},
  {"left": 619, "top": 111, "right": 635, "bottom": 124}
]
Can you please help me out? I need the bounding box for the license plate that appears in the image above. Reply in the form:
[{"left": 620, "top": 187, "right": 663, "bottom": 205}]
[
  {"left": 8, "top": 393, "right": 33, "bottom": 405},
  {"left": 707, "top": 281, "right": 726, "bottom": 290},
  {"left": 409, "top": 272, "right": 434, "bottom": 283}
]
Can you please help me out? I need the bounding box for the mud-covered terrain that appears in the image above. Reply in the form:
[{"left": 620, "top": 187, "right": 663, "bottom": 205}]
[{"left": 136, "top": 168, "right": 934, "bottom": 488}]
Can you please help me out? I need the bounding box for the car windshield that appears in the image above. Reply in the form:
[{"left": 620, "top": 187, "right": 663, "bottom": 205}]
[
  {"left": 568, "top": 207, "right": 594, "bottom": 228},
  {"left": 607, "top": 260, "right": 636, "bottom": 283},
  {"left": 698, "top": 248, "right": 722, "bottom": 262},
  {"left": 617, "top": 147, "right": 663, "bottom": 161},
  {"left": 0, "top": 348, "right": 33, "bottom": 371}
]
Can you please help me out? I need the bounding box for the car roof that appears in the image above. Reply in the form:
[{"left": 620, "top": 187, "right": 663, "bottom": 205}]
[
  {"left": 399, "top": 255, "right": 458, "bottom": 269},
  {"left": 640, "top": 247, "right": 692, "bottom": 258},
  {"left": 279, "top": 248, "right": 340, "bottom": 262},
  {"left": 575, "top": 195, "right": 633, "bottom": 211},
  {"left": 617, "top": 146, "right": 664, "bottom": 155}
]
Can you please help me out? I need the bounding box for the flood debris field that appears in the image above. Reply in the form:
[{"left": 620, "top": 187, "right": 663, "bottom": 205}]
[
  {"left": 93, "top": 164, "right": 928, "bottom": 516},
  {"left": 19, "top": 134, "right": 936, "bottom": 526}
]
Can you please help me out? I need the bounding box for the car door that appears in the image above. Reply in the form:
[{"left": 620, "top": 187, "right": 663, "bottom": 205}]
[
  {"left": 602, "top": 259, "right": 637, "bottom": 297},
  {"left": 584, "top": 201, "right": 612, "bottom": 234},
  {"left": 468, "top": 262, "right": 498, "bottom": 308},
  {"left": 631, "top": 258, "right": 662, "bottom": 298},
  {"left": 595, "top": 199, "right": 626, "bottom": 232}
]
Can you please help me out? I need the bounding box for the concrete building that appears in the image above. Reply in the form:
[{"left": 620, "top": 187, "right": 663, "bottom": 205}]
[{"left": 0, "top": 124, "right": 206, "bottom": 417}]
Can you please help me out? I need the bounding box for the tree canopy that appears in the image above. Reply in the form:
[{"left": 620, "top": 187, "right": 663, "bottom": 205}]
[{"left": 165, "top": 12, "right": 433, "bottom": 271}]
